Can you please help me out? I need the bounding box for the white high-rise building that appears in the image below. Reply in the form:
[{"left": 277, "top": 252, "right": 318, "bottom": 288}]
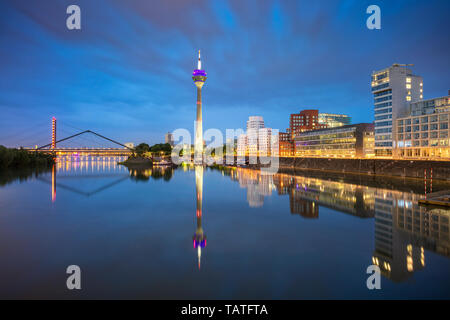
[
  {"left": 237, "top": 134, "right": 247, "bottom": 157},
  {"left": 237, "top": 116, "right": 279, "bottom": 158},
  {"left": 271, "top": 133, "right": 279, "bottom": 157},
  {"left": 258, "top": 128, "right": 272, "bottom": 156},
  {"left": 246, "top": 116, "right": 265, "bottom": 156},
  {"left": 371, "top": 64, "right": 423, "bottom": 157}
]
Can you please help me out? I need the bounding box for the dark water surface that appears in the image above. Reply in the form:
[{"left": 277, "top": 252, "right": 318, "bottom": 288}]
[{"left": 0, "top": 157, "right": 449, "bottom": 299}]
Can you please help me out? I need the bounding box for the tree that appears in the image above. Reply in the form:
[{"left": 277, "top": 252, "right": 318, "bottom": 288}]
[{"left": 135, "top": 143, "right": 150, "bottom": 156}]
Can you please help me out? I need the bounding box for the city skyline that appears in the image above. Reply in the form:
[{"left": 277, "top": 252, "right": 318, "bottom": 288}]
[{"left": 1, "top": 0, "right": 450, "bottom": 148}]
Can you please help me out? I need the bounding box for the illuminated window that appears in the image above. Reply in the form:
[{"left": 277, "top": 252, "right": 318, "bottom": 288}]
[
  {"left": 406, "top": 84, "right": 411, "bottom": 89},
  {"left": 406, "top": 96, "right": 411, "bottom": 101},
  {"left": 406, "top": 78, "right": 411, "bottom": 83},
  {"left": 420, "top": 82, "right": 423, "bottom": 86}
]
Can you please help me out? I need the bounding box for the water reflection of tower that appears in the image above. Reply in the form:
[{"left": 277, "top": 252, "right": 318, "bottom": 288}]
[
  {"left": 51, "top": 163, "right": 56, "bottom": 203},
  {"left": 193, "top": 166, "right": 206, "bottom": 269},
  {"left": 372, "top": 191, "right": 425, "bottom": 282}
]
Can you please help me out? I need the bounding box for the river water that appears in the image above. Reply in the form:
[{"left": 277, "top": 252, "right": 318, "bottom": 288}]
[{"left": 0, "top": 156, "right": 449, "bottom": 299}]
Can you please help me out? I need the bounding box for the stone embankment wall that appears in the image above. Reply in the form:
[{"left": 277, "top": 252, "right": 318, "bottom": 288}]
[{"left": 276, "top": 157, "right": 450, "bottom": 181}]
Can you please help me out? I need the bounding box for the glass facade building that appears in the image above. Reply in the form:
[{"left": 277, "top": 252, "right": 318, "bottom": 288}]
[
  {"left": 372, "top": 65, "right": 423, "bottom": 157},
  {"left": 294, "top": 123, "right": 374, "bottom": 158},
  {"left": 318, "top": 113, "right": 351, "bottom": 128}
]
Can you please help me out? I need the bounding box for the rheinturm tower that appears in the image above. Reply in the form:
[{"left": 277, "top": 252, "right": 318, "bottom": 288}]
[{"left": 192, "top": 50, "right": 207, "bottom": 163}]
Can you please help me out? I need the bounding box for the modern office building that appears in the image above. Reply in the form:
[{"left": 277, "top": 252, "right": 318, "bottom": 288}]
[
  {"left": 278, "top": 132, "right": 294, "bottom": 157},
  {"left": 289, "top": 109, "right": 326, "bottom": 139},
  {"left": 371, "top": 64, "right": 423, "bottom": 157},
  {"left": 318, "top": 113, "right": 351, "bottom": 128},
  {"left": 270, "top": 133, "right": 279, "bottom": 157},
  {"left": 394, "top": 94, "right": 450, "bottom": 159},
  {"left": 258, "top": 128, "right": 272, "bottom": 156},
  {"left": 237, "top": 134, "right": 247, "bottom": 157},
  {"left": 294, "top": 123, "right": 375, "bottom": 158},
  {"left": 277, "top": 110, "right": 350, "bottom": 157},
  {"left": 246, "top": 116, "right": 265, "bottom": 156}
]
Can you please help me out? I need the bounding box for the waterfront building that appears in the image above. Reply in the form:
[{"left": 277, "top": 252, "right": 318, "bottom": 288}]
[
  {"left": 237, "top": 116, "right": 278, "bottom": 157},
  {"left": 294, "top": 123, "right": 375, "bottom": 158},
  {"left": 278, "top": 132, "right": 294, "bottom": 157},
  {"left": 192, "top": 50, "right": 207, "bottom": 163},
  {"left": 289, "top": 109, "right": 326, "bottom": 139},
  {"left": 270, "top": 133, "right": 279, "bottom": 157},
  {"left": 237, "top": 134, "right": 247, "bottom": 157},
  {"left": 277, "top": 110, "right": 350, "bottom": 157},
  {"left": 394, "top": 94, "right": 450, "bottom": 159},
  {"left": 371, "top": 64, "right": 423, "bottom": 157},
  {"left": 258, "top": 128, "right": 272, "bottom": 156},
  {"left": 165, "top": 132, "right": 174, "bottom": 146},
  {"left": 318, "top": 113, "right": 351, "bottom": 128},
  {"left": 247, "top": 116, "right": 265, "bottom": 156}
]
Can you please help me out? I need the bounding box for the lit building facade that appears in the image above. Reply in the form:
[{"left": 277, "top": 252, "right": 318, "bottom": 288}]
[
  {"left": 371, "top": 64, "right": 423, "bottom": 157},
  {"left": 237, "top": 116, "right": 278, "bottom": 157},
  {"left": 278, "top": 132, "right": 294, "bottom": 157},
  {"left": 237, "top": 134, "right": 247, "bottom": 157},
  {"left": 318, "top": 113, "right": 351, "bottom": 128},
  {"left": 247, "top": 116, "right": 265, "bottom": 156},
  {"left": 395, "top": 95, "right": 450, "bottom": 159},
  {"left": 294, "top": 123, "right": 374, "bottom": 158},
  {"left": 258, "top": 128, "right": 272, "bottom": 156}
]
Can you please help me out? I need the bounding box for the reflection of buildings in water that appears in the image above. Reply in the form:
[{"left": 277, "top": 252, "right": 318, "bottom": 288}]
[
  {"left": 193, "top": 166, "right": 206, "bottom": 269},
  {"left": 372, "top": 190, "right": 450, "bottom": 282},
  {"left": 289, "top": 177, "right": 375, "bottom": 218},
  {"left": 289, "top": 194, "right": 318, "bottom": 219},
  {"left": 231, "top": 168, "right": 374, "bottom": 218},
  {"left": 231, "top": 169, "right": 273, "bottom": 208},
  {"left": 128, "top": 166, "right": 174, "bottom": 182},
  {"left": 228, "top": 167, "right": 450, "bottom": 281}
]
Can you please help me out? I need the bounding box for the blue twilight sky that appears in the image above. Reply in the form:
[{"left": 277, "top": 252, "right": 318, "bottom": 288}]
[{"left": 0, "top": 0, "right": 449, "bottom": 147}]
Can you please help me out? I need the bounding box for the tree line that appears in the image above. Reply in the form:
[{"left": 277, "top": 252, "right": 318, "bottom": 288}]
[
  {"left": 134, "top": 143, "right": 172, "bottom": 156},
  {"left": 0, "top": 146, "right": 55, "bottom": 169}
]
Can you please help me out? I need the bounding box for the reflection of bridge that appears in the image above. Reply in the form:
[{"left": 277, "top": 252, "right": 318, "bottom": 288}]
[{"left": 41, "top": 160, "right": 131, "bottom": 202}]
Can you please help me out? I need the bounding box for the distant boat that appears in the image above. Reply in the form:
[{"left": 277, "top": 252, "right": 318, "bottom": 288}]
[{"left": 154, "top": 159, "right": 172, "bottom": 166}]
